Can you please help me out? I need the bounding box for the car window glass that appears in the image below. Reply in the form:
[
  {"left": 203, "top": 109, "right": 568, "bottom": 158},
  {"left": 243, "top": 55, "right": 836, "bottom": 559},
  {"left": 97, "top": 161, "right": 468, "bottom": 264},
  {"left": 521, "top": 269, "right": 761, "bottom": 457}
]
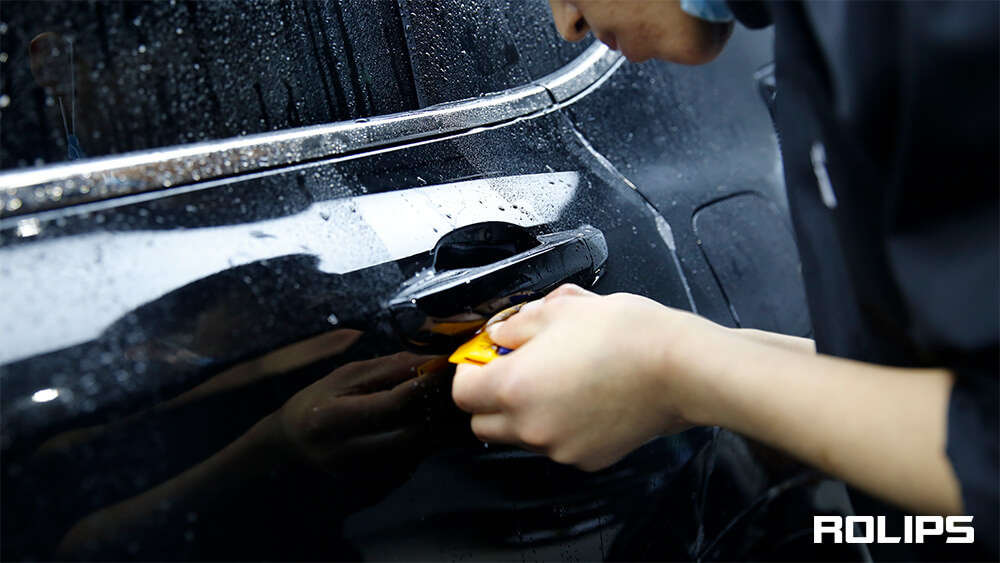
[
  {"left": 400, "top": 0, "right": 590, "bottom": 107},
  {"left": 0, "top": 0, "right": 589, "bottom": 172},
  {"left": 498, "top": 0, "right": 593, "bottom": 81},
  {"left": 0, "top": 0, "right": 419, "bottom": 170}
]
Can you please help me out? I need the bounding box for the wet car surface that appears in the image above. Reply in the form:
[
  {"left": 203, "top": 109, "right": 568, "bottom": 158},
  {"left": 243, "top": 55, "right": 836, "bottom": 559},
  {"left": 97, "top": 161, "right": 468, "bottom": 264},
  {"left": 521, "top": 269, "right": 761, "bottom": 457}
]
[{"left": 1, "top": 1, "right": 864, "bottom": 560}]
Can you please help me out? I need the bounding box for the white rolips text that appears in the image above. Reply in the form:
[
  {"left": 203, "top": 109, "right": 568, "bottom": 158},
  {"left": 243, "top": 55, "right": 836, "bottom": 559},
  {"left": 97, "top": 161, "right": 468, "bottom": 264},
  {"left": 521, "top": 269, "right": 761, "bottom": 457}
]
[{"left": 814, "top": 516, "right": 974, "bottom": 544}]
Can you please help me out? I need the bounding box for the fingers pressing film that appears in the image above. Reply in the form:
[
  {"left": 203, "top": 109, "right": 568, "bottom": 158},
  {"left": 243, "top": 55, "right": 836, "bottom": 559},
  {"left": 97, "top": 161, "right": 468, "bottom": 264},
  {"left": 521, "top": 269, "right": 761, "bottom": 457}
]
[
  {"left": 485, "top": 285, "right": 596, "bottom": 349},
  {"left": 452, "top": 363, "right": 503, "bottom": 414},
  {"left": 484, "top": 297, "right": 550, "bottom": 349},
  {"left": 485, "top": 285, "right": 598, "bottom": 348},
  {"left": 469, "top": 413, "right": 514, "bottom": 443},
  {"left": 453, "top": 286, "right": 594, "bottom": 415}
]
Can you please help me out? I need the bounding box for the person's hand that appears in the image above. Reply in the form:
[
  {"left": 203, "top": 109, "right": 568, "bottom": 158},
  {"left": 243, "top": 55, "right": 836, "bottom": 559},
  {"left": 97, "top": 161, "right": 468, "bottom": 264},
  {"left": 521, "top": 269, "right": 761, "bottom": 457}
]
[
  {"left": 456, "top": 284, "right": 970, "bottom": 518},
  {"left": 452, "top": 284, "right": 724, "bottom": 471}
]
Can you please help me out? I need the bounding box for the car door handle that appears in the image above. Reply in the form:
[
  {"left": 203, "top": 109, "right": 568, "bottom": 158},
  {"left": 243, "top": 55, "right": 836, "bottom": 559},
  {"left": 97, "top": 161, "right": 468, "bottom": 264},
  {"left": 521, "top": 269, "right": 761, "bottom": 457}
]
[{"left": 387, "top": 223, "right": 608, "bottom": 352}]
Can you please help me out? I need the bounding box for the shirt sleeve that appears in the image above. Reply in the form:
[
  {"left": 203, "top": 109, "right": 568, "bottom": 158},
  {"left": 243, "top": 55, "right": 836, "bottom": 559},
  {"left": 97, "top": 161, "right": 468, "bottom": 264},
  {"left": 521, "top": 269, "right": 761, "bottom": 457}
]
[
  {"left": 879, "top": 1, "right": 999, "bottom": 553},
  {"left": 948, "top": 371, "right": 999, "bottom": 556}
]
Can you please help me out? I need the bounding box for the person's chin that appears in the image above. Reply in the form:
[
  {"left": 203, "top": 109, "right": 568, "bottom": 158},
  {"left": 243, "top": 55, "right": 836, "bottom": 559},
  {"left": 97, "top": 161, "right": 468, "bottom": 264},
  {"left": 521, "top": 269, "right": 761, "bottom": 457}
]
[
  {"left": 597, "top": 32, "right": 618, "bottom": 52},
  {"left": 621, "top": 47, "right": 649, "bottom": 63}
]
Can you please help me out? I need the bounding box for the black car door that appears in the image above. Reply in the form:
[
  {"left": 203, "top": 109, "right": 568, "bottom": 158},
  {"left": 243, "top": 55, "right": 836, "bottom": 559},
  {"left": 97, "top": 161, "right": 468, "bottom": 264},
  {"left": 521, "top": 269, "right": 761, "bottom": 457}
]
[{"left": 0, "top": 1, "right": 860, "bottom": 560}]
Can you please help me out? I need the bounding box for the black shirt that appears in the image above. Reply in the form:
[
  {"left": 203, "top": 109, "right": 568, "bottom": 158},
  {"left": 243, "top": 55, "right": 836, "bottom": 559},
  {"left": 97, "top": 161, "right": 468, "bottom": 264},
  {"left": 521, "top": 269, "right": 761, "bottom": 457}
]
[{"left": 728, "top": 1, "right": 999, "bottom": 559}]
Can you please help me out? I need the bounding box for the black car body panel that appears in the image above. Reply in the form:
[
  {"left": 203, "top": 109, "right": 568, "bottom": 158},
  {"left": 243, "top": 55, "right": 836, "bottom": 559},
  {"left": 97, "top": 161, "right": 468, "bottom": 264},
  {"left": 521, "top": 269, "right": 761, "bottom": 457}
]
[
  {"left": 562, "top": 29, "right": 810, "bottom": 335},
  {"left": 1, "top": 1, "right": 861, "bottom": 560}
]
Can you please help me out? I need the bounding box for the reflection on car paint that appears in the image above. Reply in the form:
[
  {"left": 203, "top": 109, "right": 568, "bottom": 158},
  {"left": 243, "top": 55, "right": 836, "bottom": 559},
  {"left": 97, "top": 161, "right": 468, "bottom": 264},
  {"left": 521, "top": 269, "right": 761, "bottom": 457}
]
[
  {"left": 0, "top": 172, "right": 578, "bottom": 364},
  {"left": 45, "top": 334, "right": 469, "bottom": 559},
  {"left": 1, "top": 112, "right": 693, "bottom": 453},
  {"left": 346, "top": 171, "right": 579, "bottom": 271}
]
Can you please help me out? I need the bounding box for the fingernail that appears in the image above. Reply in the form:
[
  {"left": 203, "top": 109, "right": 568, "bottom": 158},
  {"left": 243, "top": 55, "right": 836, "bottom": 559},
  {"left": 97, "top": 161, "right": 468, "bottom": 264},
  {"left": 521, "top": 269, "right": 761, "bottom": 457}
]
[
  {"left": 487, "top": 303, "right": 524, "bottom": 326},
  {"left": 485, "top": 321, "right": 505, "bottom": 338}
]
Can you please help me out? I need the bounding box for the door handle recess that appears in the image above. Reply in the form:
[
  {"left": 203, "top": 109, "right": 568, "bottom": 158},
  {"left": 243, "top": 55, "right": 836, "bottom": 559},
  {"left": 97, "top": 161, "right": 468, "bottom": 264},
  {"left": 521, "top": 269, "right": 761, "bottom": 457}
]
[{"left": 387, "top": 223, "right": 608, "bottom": 352}]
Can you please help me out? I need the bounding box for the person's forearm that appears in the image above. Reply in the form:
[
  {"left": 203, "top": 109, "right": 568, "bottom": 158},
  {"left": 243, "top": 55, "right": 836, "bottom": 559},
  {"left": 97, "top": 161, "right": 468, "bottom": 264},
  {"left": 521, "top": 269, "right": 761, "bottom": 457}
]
[
  {"left": 673, "top": 323, "right": 962, "bottom": 515},
  {"left": 733, "top": 328, "right": 816, "bottom": 354}
]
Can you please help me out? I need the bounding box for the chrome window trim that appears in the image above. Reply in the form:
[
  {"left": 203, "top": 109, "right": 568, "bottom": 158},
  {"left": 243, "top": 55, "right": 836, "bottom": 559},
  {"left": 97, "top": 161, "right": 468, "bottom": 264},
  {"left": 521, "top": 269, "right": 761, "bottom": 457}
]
[
  {"left": 538, "top": 42, "right": 623, "bottom": 103},
  {"left": 0, "top": 42, "right": 621, "bottom": 217}
]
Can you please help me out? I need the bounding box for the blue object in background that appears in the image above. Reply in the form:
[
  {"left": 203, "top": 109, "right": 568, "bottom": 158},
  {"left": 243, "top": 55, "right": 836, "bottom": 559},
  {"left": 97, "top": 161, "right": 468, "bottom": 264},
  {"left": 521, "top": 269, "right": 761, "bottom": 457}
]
[{"left": 680, "top": 0, "right": 734, "bottom": 23}]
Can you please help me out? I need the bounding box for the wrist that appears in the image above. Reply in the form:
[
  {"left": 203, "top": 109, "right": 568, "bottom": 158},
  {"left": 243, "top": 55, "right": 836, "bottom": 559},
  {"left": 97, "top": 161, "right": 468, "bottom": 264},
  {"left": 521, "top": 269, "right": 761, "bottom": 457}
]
[
  {"left": 249, "top": 411, "right": 292, "bottom": 461},
  {"left": 645, "top": 308, "right": 733, "bottom": 430},
  {"left": 674, "top": 325, "right": 814, "bottom": 431}
]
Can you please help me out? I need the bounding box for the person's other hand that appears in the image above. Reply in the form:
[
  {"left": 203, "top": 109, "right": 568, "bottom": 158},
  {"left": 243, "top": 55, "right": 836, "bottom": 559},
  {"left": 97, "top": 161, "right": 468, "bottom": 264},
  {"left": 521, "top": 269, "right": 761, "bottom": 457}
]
[{"left": 452, "top": 284, "right": 721, "bottom": 471}]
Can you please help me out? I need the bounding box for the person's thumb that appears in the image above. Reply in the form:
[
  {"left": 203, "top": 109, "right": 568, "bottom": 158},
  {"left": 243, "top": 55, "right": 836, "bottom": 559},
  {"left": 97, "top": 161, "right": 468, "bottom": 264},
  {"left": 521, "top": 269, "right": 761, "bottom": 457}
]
[
  {"left": 485, "top": 298, "right": 548, "bottom": 349},
  {"left": 485, "top": 285, "right": 596, "bottom": 348}
]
